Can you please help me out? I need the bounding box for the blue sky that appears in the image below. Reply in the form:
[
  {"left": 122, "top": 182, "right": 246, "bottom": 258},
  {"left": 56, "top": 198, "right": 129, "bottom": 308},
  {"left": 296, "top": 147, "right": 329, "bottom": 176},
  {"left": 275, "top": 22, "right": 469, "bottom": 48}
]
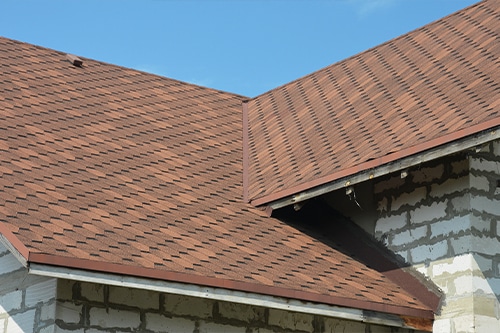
[{"left": 1, "top": 0, "right": 478, "bottom": 97}]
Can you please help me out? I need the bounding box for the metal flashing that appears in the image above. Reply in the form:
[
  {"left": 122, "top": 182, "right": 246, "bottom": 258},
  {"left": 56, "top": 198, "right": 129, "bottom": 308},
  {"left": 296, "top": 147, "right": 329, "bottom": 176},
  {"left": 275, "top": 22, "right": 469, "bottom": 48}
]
[
  {"left": 23, "top": 252, "right": 435, "bottom": 321},
  {"left": 28, "top": 260, "right": 433, "bottom": 330},
  {"left": 242, "top": 100, "right": 250, "bottom": 203}
]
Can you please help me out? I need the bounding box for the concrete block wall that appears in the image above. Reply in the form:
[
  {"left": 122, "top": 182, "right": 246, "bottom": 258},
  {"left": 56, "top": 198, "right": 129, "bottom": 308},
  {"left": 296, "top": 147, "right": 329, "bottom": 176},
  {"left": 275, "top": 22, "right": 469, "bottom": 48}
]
[
  {"left": 55, "top": 279, "right": 421, "bottom": 333},
  {"left": 372, "top": 141, "right": 500, "bottom": 333},
  {"left": 0, "top": 242, "right": 57, "bottom": 333}
]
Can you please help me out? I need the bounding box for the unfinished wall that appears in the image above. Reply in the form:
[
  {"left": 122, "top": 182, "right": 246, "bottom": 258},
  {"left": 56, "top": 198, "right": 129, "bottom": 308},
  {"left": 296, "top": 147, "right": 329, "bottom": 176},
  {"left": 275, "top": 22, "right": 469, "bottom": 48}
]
[
  {"left": 0, "top": 242, "right": 57, "bottom": 333},
  {"left": 54, "top": 279, "right": 422, "bottom": 333},
  {"left": 372, "top": 141, "right": 500, "bottom": 333}
]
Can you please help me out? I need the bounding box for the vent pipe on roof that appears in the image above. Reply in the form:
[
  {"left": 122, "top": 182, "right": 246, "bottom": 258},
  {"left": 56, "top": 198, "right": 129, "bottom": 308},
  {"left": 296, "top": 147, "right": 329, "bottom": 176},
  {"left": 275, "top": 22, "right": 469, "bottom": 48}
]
[{"left": 66, "top": 54, "right": 83, "bottom": 67}]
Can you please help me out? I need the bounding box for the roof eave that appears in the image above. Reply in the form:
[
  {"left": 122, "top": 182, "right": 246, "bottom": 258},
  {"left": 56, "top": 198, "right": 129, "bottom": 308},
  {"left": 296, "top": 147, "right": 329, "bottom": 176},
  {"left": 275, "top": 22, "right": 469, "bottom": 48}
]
[
  {"left": 0, "top": 229, "right": 434, "bottom": 330},
  {"left": 252, "top": 122, "right": 500, "bottom": 210},
  {"left": 27, "top": 258, "right": 434, "bottom": 331}
]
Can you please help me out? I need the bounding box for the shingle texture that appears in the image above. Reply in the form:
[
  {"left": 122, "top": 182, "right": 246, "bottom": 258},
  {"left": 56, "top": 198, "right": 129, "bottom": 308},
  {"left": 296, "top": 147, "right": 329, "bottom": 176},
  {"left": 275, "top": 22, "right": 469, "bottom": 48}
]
[
  {"left": 245, "top": 0, "right": 499, "bottom": 205},
  {"left": 0, "top": 37, "right": 435, "bottom": 317}
]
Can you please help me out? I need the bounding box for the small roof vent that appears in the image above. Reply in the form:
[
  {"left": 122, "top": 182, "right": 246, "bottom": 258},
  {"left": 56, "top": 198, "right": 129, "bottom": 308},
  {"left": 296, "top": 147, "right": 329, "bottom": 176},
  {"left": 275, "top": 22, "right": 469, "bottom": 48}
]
[{"left": 66, "top": 54, "right": 83, "bottom": 67}]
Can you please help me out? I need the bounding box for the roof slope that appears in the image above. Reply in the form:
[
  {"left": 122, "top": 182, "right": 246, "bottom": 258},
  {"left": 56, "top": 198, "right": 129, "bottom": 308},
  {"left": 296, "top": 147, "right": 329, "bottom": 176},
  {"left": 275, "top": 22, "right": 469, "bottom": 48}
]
[
  {"left": 244, "top": 0, "right": 499, "bottom": 205},
  {"left": 0, "top": 37, "right": 437, "bottom": 320}
]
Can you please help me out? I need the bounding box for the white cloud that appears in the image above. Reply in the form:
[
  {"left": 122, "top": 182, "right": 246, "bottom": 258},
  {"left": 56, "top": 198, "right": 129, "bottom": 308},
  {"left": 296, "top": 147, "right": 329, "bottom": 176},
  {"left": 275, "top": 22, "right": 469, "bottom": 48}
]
[
  {"left": 348, "top": 0, "right": 397, "bottom": 18},
  {"left": 134, "top": 64, "right": 213, "bottom": 88},
  {"left": 186, "top": 77, "right": 215, "bottom": 88},
  {"left": 135, "top": 64, "right": 169, "bottom": 77}
]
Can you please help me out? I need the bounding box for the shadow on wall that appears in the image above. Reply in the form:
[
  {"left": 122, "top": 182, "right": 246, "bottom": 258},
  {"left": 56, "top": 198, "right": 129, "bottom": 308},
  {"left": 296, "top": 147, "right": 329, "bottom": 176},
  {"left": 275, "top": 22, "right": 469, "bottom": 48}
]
[
  {"left": 271, "top": 198, "right": 442, "bottom": 310},
  {"left": 272, "top": 198, "right": 411, "bottom": 273}
]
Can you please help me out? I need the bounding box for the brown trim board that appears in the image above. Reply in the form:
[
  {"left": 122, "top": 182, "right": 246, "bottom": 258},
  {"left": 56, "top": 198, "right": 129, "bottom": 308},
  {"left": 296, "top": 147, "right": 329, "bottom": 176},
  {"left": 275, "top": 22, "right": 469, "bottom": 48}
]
[{"left": 0, "top": 223, "right": 30, "bottom": 260}]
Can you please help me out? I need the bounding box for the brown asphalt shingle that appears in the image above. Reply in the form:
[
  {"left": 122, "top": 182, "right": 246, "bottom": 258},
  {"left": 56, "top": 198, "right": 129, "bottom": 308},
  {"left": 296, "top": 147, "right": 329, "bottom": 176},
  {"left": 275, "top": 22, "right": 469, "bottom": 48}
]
[
  {"left": 0, "top": 36, "right": 437, "bottom": 318},
  {"left": 245, "top": 0, "right": 499, "bottom": 205}
]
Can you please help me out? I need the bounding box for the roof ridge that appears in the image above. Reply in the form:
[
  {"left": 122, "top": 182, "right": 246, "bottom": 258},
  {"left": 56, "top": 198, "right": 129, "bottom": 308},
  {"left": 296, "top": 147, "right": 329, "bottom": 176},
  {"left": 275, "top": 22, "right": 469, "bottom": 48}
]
[{"left": 0, "top": 35, "right": 248, "bottom": 100}]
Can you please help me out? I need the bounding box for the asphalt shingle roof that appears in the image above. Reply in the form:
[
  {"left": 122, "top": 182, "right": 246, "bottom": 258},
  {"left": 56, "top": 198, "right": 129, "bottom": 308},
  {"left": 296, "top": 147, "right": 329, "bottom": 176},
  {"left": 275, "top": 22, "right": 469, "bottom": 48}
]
[
  {"left": 245, "top": 0, "right": 499, "bottom": 206},
  {"left": 0, "top": 36, "right": 437, "bottom": 319}
]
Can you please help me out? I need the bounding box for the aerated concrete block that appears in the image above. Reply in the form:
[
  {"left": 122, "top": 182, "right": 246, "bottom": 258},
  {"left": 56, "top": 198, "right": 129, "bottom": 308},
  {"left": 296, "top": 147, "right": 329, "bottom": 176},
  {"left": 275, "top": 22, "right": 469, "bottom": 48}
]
[
  {"left": 431, "top": 254, "right": 472, "bottom": 277},
  {"left": 324, "top": 318, "right": 374, "bottom": 332},
  {"left": 218, "top": 300, "right": 266, "bottom": 323},
  {"left": 430, "top": 177, "right": 469, "bottom": 198},
  {"left": 451, "top": 275, "right": 495, "bottom": 296},
  {"left": 79, "top": 283, "right": 104, "bottom": 302},
  {"left": 409, "top": 201, "right": 448, "bottom": 225},
  {"left": 55, "top": 302, "right": 82, "bottom": 324},
  {"left": 391, "top": 187, "right": 426, "bottom": 211},
  {"left": 54, "top": 325, "right": 84, "bottom": 333},
  {"left": 471, "top": 235, "right": 500, "bottom": 256},
  {"left": 198, "top": 322, "right": 248, "bottom": 333},
  {"left": 430, "top": 215, "right": 470, "bottom": 239},
  {"left": 470, "top": 174, "right": 491, "bottom": 192},
  {"left": 410, "top": 239, "right": 448, "bottom": 263},
  {"left": 450, "top": 314, "right": 475, "bottom": 333},
  {"left": 0, "top": 254, "right": 23, "bottom": 276},
  {"left": 471, "top": 254, "right": 493, "bottom": 274},
  {"left": 25, "top": 279, "right": 57, "bottom": 307},
  {"left": 0, "top": 290, "right": 22, "bottom": 313},
  {"left": 268, "top": 308, "right": 313, "bottom": 332},
  {"left": 493, "top": 140, "right": 500, "bottom": 156},
  {"left": 89, "top": 307, "right": 141, "bottom": 329},
  {"left": 10, "top": 309, "right": 37, "bottom": 333},
  {"left": 451, "top": 158, "right": 469, "bottom": 175},
  {"left": 145, "top": 313, "right": 194, "bottom": 333},
  {"left": 475, "top": 315, "right": 500, "bottom": 332},
  {"left": 486, "top": 278, "right": 500, "bottom": 296},
  {"left": 38, "top": 326, "right": 56, "bottom": 333},
  {"left": 40, "top": 302, "right": 57, "bottom": 321},
  {"left": 0, "top": 242, "right": 8, "bottom": 255},
  {"left": 450, "top": 195, "right": 471, "bottom": 213},
  {"left": 412, "top": 164, "right": 444, "bottom": 184},
  {"left": 163, "top": 294, "right": 213, "bottom": 319},
  {"left": 470, "top": 158, "right": 500, "bottom": 173},
  {"left": 432, "top": 317, "right": 452, "bottom": 333},
  {"left": 449, "top": 235, "right": 474, "bottom": 255},
  {"left": 470, "top": 195, "right": 500, "bottom": 216},
  {"left": 375, "top": 214, "right": 406, "bottom": 235},
  {"left": 374, "top": 176, "right": 405, "bottom": 194},
  {"left": 391, "top": 225, "right": 427, "bottom": 247},
  {"left": 109, "top": 285, "right": 158, "bottom": 310}
]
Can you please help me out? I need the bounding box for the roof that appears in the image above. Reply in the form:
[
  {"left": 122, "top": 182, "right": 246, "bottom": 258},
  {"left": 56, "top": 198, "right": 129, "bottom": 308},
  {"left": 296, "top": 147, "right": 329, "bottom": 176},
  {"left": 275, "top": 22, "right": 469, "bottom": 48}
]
[
  {"left": 0, "top": 36, "right": 438, "bottom": 323},
  {"left": 244, "top": 0, "right": 499, "bottom": 206}
]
